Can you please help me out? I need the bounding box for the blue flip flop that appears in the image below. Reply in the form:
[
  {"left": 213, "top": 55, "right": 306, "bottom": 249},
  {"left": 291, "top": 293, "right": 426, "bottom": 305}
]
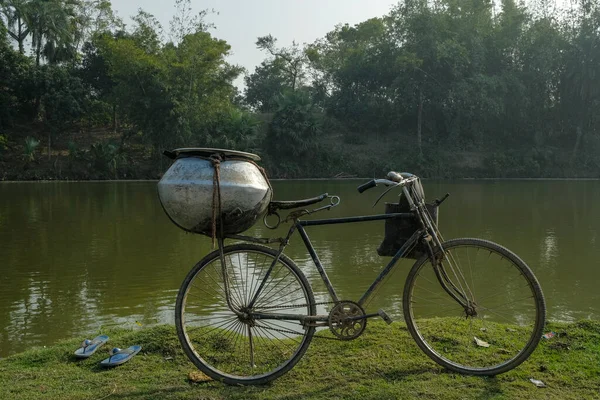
[
  {"left": 74, "top": 335, "right": 109, "bottom": 358},
  {"left": 99, "top": 345, "right": 142, "bottom": 367}
]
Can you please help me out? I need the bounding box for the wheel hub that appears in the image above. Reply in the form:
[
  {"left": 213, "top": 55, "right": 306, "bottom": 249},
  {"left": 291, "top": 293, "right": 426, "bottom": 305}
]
[{"left": 237, "top": 307, "right": 255, "bottom": 325}]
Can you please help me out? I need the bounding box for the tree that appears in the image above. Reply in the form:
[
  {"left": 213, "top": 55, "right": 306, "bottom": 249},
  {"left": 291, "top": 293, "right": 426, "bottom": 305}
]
[
  {"left": 79, "top": 33, "right": 117, "bottom": 129},
  {"left": 244, "top": 59, "right": 293, "bottom": 112},
  {"left": 1, "top": 0, "right": 31, "bottom": 54},
  {"left": 256, "top": 34, "right": 306, "bottom": 91},
  {"left": 0, "top": 18, "right": 32, "bottom": 128},
  {"left": 307, "top": 17, "right": 415, "bottom": 133},
  {"left": 27, "top": 0, "right": 79, "bottom": 66},
  {"left": 263, "top": 90, "right": 321, "bottom": 176},
  {"left": 163, "top": 30, "right": 242, "bottom": 148},
  {"left": 1, "top": 0, "right": 83, "bottom": 64},
  {"left": 39, "top": 64, "right": 85, "bottom": 159},
  {"left": 515, "top": 17, "right": 565, "bottom": 146},
  {"left": 560, "top": 2, "right": 600, "bottom": 162},
  {"left": 169, "top": 0, "right": 212, "bottom": 45},
  {"left": 94, "top": 9, "right": 242, "bottom": 153},
  {"left": 129, "top": 8, "right": 163, "bottom": 54},
  {"left": 205, "top": 108, "right": 259, "bottom": 151},
  {"left": 98, "top": 29, "right": 173, "bottom": 150},
  {"left": 72, "top": 0, "right": 122, "bottom": 54}
]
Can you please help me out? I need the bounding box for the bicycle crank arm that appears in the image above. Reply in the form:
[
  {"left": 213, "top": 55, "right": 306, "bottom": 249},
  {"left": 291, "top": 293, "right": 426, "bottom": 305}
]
[{"left": 347, "top": 309, "right": 393, "bottom": 324}]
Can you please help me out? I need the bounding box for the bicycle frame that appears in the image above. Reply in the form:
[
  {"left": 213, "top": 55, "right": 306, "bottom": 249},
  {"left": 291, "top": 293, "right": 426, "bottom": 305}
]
[
  {"left": 227, "top": 213, "right": 422, "bottom": 325},
  {"left": 223, "top": 181, "right": 471, "bottom": 325},
  {"left": 299, "top": 214, "right": 424, "bottom": 307}
]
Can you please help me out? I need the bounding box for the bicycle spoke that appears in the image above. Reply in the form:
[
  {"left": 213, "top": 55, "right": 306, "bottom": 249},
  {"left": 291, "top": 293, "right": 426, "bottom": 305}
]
[
  {"left": 466, "top": 247, "right": 476, "bottom": 301},
  {"left": 475, "top": 279, "right": 530, "bottom": 303},
  {"left": 253, "top": 325, "right": 292, "bottom": 360},
  {"left": 258, "top": 320, "right": 306, "bottom": 339},
  {"left": 234, "top": 252, "right": 249, "bottom": 306},
  {"left": 261, "top": 287, "right": 305, "bottom": 304},
  {"left": 204, "top": 266, "right": 243, "bottom": 309},
  {"left": 247, "top": 253, "right": 272, "bottom": 307},
  {"left": 251, "top": 265, "right": 293, "bottom": 305},
  {"left": 191, "top": 316, "right": 239, "bottom": 339},
  {"left": 254, "top": 296, "right": 309, "bottom": 311},
  {"left": 412, "top": 282, "right": 461, "bottom": 301},
  {"left": 225, "top": 255, "right": 247, "bottom": 308}
]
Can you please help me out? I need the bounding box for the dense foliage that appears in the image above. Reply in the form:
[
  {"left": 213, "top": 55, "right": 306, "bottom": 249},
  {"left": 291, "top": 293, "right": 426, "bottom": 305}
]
[{"left": 0, "top": 0, "right": 599, "bottom": 179}]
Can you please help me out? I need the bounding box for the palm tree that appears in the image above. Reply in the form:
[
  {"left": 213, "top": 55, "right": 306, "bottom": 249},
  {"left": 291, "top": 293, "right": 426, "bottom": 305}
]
[
  {"left": 29, "top": 0, "right": 78, "bottom": 66},
  {"left": 1, "top": 0, "right": 78, "bottom": 64},
  {"left": 0, "top": 0, "right": 32, "bottom": 54}
]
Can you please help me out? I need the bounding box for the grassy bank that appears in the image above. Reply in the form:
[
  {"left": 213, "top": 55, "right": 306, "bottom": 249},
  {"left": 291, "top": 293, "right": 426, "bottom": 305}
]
[{"left": 1, "top": 320, "right": 599, "bottom": 399}]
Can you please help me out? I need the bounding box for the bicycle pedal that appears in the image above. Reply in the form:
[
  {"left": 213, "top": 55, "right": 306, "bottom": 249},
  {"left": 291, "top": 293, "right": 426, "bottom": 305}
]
[{"left": 378, "top": 309, "right": 393, "bottom": 325}]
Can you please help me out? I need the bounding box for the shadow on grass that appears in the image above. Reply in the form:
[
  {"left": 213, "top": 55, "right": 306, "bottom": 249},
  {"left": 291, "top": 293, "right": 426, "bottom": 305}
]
[
  {"left": 107, "top": 386, "right": 193, "bottom": 399},
  {"left": 381, "top": 365, "right": 444, "bottom": 380},
  {"left": 252, "top": 384, "right": 337, "bottom": 400},
  {"left": 475, "top": 376, "right": 503, "bottom": 399},
  {"left": 103, "top": 381, "right": 337, "bottom": 400},
  {"left": 384, "top": 366, "right": 505, "bottom": 399}
]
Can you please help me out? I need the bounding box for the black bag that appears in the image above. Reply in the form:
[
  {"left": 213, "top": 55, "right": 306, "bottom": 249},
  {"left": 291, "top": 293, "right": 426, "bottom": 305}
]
[{"left": 377, "top": 196, "right": 438, "bottom": 259}]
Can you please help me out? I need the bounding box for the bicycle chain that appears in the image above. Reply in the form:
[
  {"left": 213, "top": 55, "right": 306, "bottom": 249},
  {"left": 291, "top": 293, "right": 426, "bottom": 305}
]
[
  {"left": 256, "top": 300, "right": 336, "bottom": 310},
  {"left": 255, "top": 300, "right": 348, "bottom": 341}
]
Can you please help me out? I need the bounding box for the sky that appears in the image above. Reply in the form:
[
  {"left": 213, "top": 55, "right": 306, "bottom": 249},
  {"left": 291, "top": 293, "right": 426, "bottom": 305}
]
[{"left": 109, "top": 0, "right": 398, "bottom": 87}]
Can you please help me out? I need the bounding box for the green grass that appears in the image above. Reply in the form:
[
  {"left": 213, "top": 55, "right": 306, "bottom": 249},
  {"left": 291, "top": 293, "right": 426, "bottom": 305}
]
[{"left": 1, "top": 320, "right": 599, "bottom": 399}]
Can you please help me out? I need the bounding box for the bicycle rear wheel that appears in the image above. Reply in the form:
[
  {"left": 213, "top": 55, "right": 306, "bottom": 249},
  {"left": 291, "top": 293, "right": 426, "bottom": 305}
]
[
  {"left": 403, "top": 238, "right": 545, "bottom": 375},
  {"left": 175, "top": 243, "right": 316, "bottom": 385}
]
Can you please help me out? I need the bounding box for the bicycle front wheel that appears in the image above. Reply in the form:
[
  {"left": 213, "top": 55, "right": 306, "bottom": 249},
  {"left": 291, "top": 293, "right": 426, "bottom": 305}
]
[
  {"left": 175, "top": 243, "right": 316, "bottom": 385},
  {"left": 403, "top": 238, "right": 545, "bottom": 375}
]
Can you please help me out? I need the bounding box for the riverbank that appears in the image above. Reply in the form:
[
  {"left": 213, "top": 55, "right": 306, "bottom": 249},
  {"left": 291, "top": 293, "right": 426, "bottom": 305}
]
[
  {"left": 1, "top": 320, "right": 599, "bottom": 400},
  {"left": 2, "top": 124, "right": 600, "bottom": 181}
]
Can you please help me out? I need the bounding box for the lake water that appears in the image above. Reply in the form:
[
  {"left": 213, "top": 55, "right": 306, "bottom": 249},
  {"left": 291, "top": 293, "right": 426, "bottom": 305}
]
[{"left": 1, "top": 180, "right": 599, "bottom": 357}]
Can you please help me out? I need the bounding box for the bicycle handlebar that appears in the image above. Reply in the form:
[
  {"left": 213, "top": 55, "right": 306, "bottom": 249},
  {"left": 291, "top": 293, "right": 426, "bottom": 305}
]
[
  {"left": 357, "top": 172, "right": 418, "bottom": 194},
  {"left": 357, "top": 180, "right": 377, "bottom": 193}
]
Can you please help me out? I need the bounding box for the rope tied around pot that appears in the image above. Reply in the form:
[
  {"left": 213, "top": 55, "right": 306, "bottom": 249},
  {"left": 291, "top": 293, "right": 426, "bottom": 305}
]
[
  {"left": 210, "top": 154, "right": 224, "bottom": 248},
  {"left": 207, "top": 153, "right": 272, "bottom": 248}
]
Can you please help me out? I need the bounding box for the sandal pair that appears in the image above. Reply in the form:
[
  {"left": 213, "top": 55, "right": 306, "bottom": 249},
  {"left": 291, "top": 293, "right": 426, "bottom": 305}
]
[{"left": 74, "top": 335, "right": 141, "bottom": 367}]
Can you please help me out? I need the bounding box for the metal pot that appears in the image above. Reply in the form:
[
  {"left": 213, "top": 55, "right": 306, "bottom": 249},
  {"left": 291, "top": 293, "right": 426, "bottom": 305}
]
[{"left": 158, "top": 148, "right": 272, "bottom": 235}]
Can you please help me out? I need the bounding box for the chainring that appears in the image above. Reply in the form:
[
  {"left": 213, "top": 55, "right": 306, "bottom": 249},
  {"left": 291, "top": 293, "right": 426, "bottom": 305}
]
[{"left": 328, "top": 300, "right": 367, "bottom": 340}]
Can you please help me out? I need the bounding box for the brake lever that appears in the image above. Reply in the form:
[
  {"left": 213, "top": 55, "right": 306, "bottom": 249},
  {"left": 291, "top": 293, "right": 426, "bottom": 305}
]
[
  {"left": 372, "top": 183, "right": 400, "bottom": 208},
  {"left": 310, "top": 195, "right": 341, "bottom": 213}
]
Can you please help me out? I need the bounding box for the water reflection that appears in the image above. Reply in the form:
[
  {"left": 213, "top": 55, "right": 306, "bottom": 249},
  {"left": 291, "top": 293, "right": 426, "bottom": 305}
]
[
  {"left": 540, "top": 229, "right": 558, "bottom": 266},
  {"left": 0, "top": 180, "right": 599, "bottom": 356}
]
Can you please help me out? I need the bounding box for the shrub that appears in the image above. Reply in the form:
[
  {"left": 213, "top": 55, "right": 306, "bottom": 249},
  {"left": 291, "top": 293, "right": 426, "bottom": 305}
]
[
  {"left": 0, "top": 134, "right": 8, "bottom": 157},
  {"left": 205, "top": 108, "right": 260, "bottom": 151},
  {"left": 23, "top": 137, "right": 40, "bottom": 162},
  {"left": 89, "top": 142, "right": 124, "bottom": 177}
]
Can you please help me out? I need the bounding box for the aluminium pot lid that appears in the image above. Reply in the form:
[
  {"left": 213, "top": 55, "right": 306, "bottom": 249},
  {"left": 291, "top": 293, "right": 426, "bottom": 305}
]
[{"left": 172, "top": 148, "right": 261, "bottom": 162}]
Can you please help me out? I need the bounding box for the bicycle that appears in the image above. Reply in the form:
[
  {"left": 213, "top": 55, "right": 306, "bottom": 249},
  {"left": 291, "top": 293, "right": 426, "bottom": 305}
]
[{"left": 175, "top": 172, "right": 546, "bottom": 385}]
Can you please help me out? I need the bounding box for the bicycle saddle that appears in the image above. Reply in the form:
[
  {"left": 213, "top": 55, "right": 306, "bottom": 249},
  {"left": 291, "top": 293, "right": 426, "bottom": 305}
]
[{"left": 268, "top": 193, "right": 328, "bottom": 212}]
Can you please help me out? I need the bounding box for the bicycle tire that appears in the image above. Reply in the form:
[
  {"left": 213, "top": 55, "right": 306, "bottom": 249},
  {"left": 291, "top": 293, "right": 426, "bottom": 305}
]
[
  {"left": 175, "top": 243, "right": 316, "bottom": 385},
  {"left": 403, "top": 238, "right": 546, "bottom": 375}
]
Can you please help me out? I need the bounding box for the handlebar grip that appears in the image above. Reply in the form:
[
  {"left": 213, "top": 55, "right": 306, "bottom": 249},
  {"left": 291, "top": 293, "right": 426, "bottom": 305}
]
[{"left": 357, "top": 179, "right": 377, "bottom": 193}]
